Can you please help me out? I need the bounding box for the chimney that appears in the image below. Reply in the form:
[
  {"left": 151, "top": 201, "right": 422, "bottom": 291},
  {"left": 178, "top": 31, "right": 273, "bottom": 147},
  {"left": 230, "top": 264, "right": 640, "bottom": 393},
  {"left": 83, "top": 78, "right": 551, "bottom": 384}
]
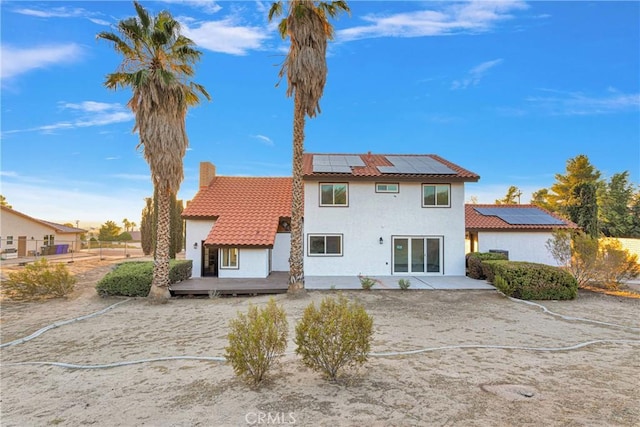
[{"left": 199, "top": 162, "right": 216, "bottom": 187}]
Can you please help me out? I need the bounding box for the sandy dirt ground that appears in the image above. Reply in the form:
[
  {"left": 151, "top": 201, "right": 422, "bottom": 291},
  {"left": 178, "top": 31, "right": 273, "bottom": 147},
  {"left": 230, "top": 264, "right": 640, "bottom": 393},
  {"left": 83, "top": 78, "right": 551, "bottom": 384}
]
[{"left": 1, "top": 260, "right": 639, "bottom": 426}]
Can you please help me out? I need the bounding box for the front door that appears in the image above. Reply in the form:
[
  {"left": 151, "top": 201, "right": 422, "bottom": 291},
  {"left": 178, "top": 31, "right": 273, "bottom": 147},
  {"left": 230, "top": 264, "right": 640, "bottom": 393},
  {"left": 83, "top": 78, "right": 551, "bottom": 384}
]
[
  {"left": 393, "top": 236, "right": 442, "bottom": 274},
  {"left": 17, "top": 236, "right": 27, "bottom": 257},
  {"left": 202, "top": 243, "right": 219, "bottom": 277}
]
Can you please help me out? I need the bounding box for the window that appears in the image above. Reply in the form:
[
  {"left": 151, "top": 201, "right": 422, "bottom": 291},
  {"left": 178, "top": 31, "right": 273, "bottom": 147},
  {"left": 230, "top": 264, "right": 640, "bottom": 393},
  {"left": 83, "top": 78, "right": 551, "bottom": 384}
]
[
  {"left": 376, "top": 183, "right": 399, "bottom": 193},
  {"left": 308, "top": 234, "right": 343, "bottom": 256},
  {"left": 320, "top": 183, "right": 348, "bottom": 206},
  {"left": 220, "top": 248, "right": 239, "bottom": 269},
  {"left": 422, "top": 184, "right": 450, "bottom": 207},
  {"left": 44, "top": 235, "right": 55, "bottom": 246},
  {"left": 6, "top": 236, "right": 13, "bottom": 245}
]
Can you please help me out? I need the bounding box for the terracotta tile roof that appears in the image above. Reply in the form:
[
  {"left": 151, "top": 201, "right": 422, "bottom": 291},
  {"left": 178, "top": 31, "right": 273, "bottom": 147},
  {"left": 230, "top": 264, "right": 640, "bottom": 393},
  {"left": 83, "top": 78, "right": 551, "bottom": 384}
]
[
  {"left": 303, "top": 153, "right": 479, "bottom": 181},
  {"left": 465, "top": 204, "right": 579, "bottom": 230},
  {"left": 182, "top": 177, "right": 292, "bottom": 247}
]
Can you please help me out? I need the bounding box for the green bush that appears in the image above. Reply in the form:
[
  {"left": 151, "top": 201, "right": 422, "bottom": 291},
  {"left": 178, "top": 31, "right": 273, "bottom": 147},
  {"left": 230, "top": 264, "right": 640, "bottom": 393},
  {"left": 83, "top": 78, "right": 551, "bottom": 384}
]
[
  {"left": 295, "top": 295, "right": 374, "bottom": 381},
  {"left": 398, "top": 278, "right": 411, "bottom": 290},
  {"left": 225, "top": 298, "right": 288, "bottom": 387},
  {"left": 467, "top": 252, "right": 508, "bottom": 279},
  {"left": 95, "top": 260, "right": 192, "bottom": 297},
  {"left": 484, "top": 260, "right": 578, "bottom": 300},
  {"left": 2, "top": 258, "right": 76, "bottom": 300},
  {"left": 359, "top": 275, "right": 377, "bottom": 290}
]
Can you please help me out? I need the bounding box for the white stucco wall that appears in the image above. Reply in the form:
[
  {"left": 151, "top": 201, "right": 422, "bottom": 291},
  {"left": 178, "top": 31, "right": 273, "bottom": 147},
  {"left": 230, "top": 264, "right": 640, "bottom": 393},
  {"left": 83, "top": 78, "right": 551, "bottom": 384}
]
[
  {"left": 303, "top": 180, "right": 467, "bottom": 276},
  {"left": 0, "top": 209, "right": 80, "bottom": 255},
  {"left": 272, "top": 233, "right": 291, "bottom": 272},
  {"left": 219, "top": 248, "right": 269, "bottom": 278},
  {"left": 477, "top": 231, "right": 557, "bottom": 265},
  {"left": 185, "top": 219, "right": 215, "bottom": 278}
]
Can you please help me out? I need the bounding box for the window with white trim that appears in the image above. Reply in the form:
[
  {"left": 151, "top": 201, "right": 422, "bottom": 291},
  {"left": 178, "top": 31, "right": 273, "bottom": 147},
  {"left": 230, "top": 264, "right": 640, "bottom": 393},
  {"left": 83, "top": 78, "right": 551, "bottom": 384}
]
[
  {"left": 422, "top": 184, "right": 450, "bottom": 207},
  {"left": 6, "top": 236, "right": 13, "bottom": 245},
  {"left": 376, "top": 183, "right": 399, "bottom": 193},
  {"left": 44, "top": 235, "right": 55, "bottom": 246},
  {"left": 220, "top": 247, "right": 239, "bottom": 269},
  {"left": 308, "top": 234, "right": 343, "bottom": 256},
  {"left": 320, "top": 183, "right": 348, "bottom": 206}
]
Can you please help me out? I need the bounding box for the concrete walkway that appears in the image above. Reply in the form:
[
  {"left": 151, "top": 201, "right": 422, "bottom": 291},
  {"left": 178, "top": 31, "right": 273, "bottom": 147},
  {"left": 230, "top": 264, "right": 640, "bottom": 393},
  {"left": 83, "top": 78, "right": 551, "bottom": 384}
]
[{"left": 305, "top": 275, "right": 495, "bottom": 290}]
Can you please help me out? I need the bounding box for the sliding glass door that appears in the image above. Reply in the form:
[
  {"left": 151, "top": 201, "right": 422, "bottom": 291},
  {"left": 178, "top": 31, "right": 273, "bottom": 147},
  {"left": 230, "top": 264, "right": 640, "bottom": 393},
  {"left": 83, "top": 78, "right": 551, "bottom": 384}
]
[{"left": 393, "top": 236, "right": 442, "bottom": 274}]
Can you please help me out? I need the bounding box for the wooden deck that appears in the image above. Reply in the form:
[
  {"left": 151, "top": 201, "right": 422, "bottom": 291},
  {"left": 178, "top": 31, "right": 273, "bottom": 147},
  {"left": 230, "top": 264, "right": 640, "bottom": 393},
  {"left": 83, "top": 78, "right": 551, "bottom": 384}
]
[{"left": 170, "top": 271, "right": 289, "bottom": 295}]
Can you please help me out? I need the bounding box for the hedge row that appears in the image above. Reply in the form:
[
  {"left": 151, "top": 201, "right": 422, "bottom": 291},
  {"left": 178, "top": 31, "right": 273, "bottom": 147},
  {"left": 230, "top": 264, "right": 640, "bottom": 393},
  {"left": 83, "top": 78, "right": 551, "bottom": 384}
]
[
  {"left": 482, "top": 260, "right": 577, "bottom": 300},
  {"left": 467, "top": 252, "right": 508, "bottom": 279},
  {"left": 96, "top": 260, "right": 192, "bottom": 297}
]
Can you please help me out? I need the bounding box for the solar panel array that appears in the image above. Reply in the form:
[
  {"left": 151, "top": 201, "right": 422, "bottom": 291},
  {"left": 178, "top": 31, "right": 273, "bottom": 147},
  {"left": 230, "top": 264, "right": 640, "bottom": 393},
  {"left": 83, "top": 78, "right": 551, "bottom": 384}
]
[
  {"left": 474, "top": 207, "right": 566, "bottom": 225},
  {"left": 312, "top": 155, "right": 365, "bottom": 173},
  {"left": 378, "top": 155, "right": 456, "bottom": 175}
]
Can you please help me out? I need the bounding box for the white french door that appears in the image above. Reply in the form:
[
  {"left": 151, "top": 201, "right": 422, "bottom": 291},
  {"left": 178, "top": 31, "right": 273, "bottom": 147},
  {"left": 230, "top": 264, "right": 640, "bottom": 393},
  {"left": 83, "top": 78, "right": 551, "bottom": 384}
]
[{"left": 392, "top": 236, "right": 443, "bottom": 274}]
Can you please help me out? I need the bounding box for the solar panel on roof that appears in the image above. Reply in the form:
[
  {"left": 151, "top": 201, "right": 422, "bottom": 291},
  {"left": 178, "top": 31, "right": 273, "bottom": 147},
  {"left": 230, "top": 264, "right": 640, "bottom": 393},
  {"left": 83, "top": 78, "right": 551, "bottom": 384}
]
[
  {"left": 380, "top": 155, "right": 456, "bottom": 175},
  {"left": 474, "top": 207, "right": 566, "bottom": 226},
  {"left": 312, "top": 154, "right": 364, "bottom": 173}
]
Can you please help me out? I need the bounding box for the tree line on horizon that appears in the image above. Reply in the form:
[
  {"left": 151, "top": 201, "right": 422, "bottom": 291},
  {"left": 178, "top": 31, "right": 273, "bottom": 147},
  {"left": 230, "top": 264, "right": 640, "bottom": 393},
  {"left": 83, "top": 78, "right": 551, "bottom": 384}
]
[{"left": 490, "top": 154, "right": 640, "bottom": 238}]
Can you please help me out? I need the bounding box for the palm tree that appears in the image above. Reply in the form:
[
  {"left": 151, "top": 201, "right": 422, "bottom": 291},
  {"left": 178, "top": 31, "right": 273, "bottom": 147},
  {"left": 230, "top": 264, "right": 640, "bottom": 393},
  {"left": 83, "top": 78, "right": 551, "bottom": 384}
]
[
  {"left": 122, "top": 218, "right": 131, "bottom": 232},
  {"left": 269, "top": 0, "right": 350, "bottom": 293},
  {"left": 98, "top": 1, "right": 210, "bottom": 303}
]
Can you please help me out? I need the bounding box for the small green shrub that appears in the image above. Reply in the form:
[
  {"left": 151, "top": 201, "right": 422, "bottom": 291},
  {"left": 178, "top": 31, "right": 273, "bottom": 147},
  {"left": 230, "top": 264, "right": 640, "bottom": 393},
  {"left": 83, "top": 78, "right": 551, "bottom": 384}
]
[
  {"left": 467, "top": 252, "right": 508, "bottom": 279},
  {"left": 398, "top": 278, "right": 411, "bottom": 290},
  {"left": 295, "top": 295, "right": 374, "bottom": 381},
  {"left": 2, "top": 258, "right": 76, "bottom": 300},
  {"left": 484, "top": 260, "right": 578, "bottom": 300},
  {"left": 95, "top": 260, "right": 192, "bottom": 297},
  {"left": 225, "top": 298, "right": 288, "bottom": 386},
  {"left": 358, "top": 275, "right": 378, "bottom": 290}
]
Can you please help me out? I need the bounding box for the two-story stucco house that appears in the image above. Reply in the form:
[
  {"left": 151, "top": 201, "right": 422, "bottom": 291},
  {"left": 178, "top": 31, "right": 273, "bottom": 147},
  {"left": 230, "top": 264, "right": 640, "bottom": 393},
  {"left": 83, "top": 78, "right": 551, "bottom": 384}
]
[{"left": 183, "top": 153, "right": 479, "bottom": 279}]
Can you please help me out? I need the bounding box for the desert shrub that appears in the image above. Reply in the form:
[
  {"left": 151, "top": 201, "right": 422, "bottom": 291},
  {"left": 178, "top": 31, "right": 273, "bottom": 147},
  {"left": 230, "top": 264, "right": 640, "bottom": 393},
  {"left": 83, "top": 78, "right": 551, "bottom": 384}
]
[
  {"left": 358, "top": 275, "right": 378, "bottom": 290},
  {"left": 225, "top": 298, "right": 288, "bottom": 386},
  {"left": 2, "top": 258, "right": 76, "bottom": 300},
  {"left": 95, "top": 260, "right": 192, "bottom": 297},
  {"left": 547, "top": 231, "right": 640, "bottom": 288},
  {"left": 295, "top": 295, "right": 374, "bottom": 381},
  {"left": 467, "top": 252, "right": 508, "bottom": 279},
  {"left": 484, "top": 260, "right": 577, "bottom": 300},
  {"left": 398, "top": 278, "right": 411, "bottom": 290}
]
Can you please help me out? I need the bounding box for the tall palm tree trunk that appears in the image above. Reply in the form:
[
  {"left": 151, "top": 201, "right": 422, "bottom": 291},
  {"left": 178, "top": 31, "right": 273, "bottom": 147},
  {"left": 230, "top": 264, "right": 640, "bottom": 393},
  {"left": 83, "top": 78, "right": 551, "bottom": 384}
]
[
  {"left": 288, "top": 91, "right": 306, "bottom": 292},
  {"left": 148, "top": 188, "right": 172, "bottom": 302}
]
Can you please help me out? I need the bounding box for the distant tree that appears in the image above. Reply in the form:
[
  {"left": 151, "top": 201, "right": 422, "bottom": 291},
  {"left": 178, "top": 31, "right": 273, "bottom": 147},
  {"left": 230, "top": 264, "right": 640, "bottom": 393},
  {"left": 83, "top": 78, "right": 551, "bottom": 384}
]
[
  {"left": 567, "top": 182, "right": 599, "bottom": 237},
  {"left": 599, "top": 172, "right": 638, "bottom": 237},
  {"left": 141, "top": 197, "right": 154, "bottom": 255},
  {"left": 122, "top": 218, "right": 132, "bottom": 232},
  {"left": 468, "top": 195, "right": 479, "bottom": 204},
  {"left": 98, "top": 1, "right": 210, "bottom": 303},
  {"left": 118, "top": 231, "right": 133, "bottom": 241},
  {"left": 0, "top": 195, "right": 12, "bottom": 209},
  {"left": 170, "top": 196, "right": 184, "bottom": 258},
  {"left": 99, "top": 221, "right": 122, "bottom": 241},
  {"left": 130, "top": 221, "right": 137, "bottom": 231},
  {"left": 531, "top": 188, "right": 555, "bottom": 212},
  {"left": 631, "top": 192, "right": 640, "bottom": 237},
  {"left": 495, "top": 186, "right": 522, "bottom": 205}
]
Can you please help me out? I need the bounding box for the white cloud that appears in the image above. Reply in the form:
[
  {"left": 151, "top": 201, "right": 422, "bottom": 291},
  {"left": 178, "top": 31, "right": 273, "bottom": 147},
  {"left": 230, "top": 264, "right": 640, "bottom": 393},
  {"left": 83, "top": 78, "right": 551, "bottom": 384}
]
[
  {"left": 337, "top": 1, "right": 528, "bottom": 42},
  {"left": 89, "top": 18, "right": 110, "bottom": 26},
  {"left": 526, "top": 89, "right": 640, "bottom": 116},
  {"left": 159, "top": 0, "right": 222, "bottom": 14},
  {"left": 2, "top": 101, "right": 133, "bottom": 135},
  {"left": 451, "top": 58, "right": 503, "bottom": 90},
  {"left": 1, "top": 44, "right": 83, "bottom": 80},
  {"left": 181, "top": 18, "right": 269, "bottom": 55},
  {"left": 252, "top": 134, "right": 274, "bottom": 146},
  {"left": 13, "top": 6, "right": 90, "bottom": 18}
]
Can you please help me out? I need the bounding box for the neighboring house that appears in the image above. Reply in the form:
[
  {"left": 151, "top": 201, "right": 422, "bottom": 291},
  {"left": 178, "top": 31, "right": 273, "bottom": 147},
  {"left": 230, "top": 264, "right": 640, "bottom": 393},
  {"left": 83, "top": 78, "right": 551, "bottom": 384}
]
[
  {"left": 183, "top": 162, "right": 292, "bottom": 278},
  {"left": 465, "top": 204, "right": 578, "bottom": 265},
  {"left": 0, "top": 206, "right": 86, "bottom": 258},
  {"left": 184, "top": 153, "right": 480, "bottom": 278}
]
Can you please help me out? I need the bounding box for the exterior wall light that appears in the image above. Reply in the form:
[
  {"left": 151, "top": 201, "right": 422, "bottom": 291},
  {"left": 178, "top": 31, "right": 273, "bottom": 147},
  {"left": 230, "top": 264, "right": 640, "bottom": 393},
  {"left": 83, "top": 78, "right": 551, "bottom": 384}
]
[
  {"left": 193, "top": 242, "right": 198, "bottom": 250},
  {"left": 379, "top": 237, "right": 384, "bottom": 245}
]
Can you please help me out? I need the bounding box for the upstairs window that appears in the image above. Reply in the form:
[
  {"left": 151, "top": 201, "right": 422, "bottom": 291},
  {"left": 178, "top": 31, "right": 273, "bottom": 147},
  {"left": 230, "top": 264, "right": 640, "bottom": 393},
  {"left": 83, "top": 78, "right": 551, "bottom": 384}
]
[
  {"left": 320, "top": 183, "right": 348, "bottom": 206},
  {"left": 422, "top": 184, "right": 450, "bottom": 207},
  {"left": 376, "top": 183, "right": 399, "bottom": 193}
]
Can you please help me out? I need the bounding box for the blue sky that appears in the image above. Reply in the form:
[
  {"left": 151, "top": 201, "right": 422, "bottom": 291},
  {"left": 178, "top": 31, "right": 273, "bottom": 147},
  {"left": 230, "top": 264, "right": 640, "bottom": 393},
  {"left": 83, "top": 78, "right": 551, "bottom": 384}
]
[{"left": 1, "top": 0, "right": 639, "bottom": 228}]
